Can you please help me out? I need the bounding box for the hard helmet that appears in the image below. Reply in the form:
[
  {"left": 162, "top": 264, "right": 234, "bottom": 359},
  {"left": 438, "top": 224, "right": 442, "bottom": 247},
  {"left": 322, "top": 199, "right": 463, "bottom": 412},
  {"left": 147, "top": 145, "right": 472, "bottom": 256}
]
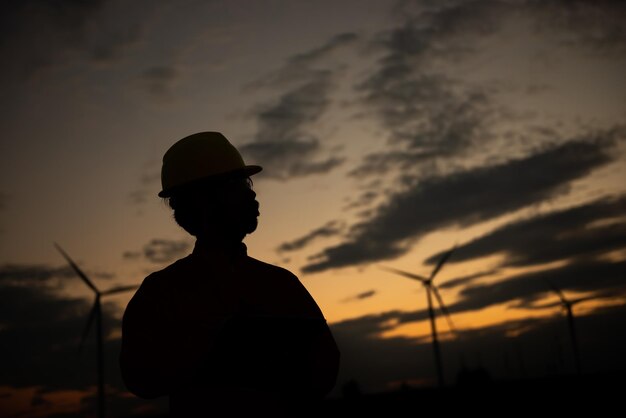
[{"left": 158, "top": 131, "right": 262, "bottom": 197}]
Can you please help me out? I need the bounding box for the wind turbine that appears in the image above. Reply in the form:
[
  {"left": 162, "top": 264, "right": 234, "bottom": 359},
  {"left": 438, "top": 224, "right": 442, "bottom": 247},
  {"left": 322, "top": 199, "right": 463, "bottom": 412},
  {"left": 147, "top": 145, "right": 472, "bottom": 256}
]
[
  {"left": 54, "top": 243, "right": 138, "bottom": 418},
  {"left": 544, "top": 279, "right": 598, "bottom": 376},
  {"left": 380, "top": 245, "right": 457, "bottom": 388}
]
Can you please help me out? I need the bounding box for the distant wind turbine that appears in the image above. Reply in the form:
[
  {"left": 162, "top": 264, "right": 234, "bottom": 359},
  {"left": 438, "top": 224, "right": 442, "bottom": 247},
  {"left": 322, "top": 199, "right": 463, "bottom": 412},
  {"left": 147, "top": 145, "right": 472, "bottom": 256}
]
[
  {"left": 380, "top": 244, "right": 457, "bottom": 388},
  {"left": 544, "top": 279, "right": 599, "bottom": 376},
  {"left": 54, "top": 243, "right": 138, "bottom": 418}
]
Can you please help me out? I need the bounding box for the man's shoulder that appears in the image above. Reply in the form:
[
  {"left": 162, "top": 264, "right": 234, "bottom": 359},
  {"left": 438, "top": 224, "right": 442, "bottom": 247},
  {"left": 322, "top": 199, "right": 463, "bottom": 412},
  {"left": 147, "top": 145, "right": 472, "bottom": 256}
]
[
  {"left": 244, "top": 255, "right": 323, "bottom": 317},
  {"left": 140, "top": 255, "right": 194, "bottom": 287},
  {"left": 244, "top": 256, "right": 298, "bottom": 279}
]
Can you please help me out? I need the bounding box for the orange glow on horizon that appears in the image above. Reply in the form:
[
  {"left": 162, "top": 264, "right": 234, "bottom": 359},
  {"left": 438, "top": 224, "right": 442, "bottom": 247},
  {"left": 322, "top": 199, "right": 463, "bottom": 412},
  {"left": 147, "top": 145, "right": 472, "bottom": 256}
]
[{"left": 0, "top": 385, "right": 92, "bottom": 418}]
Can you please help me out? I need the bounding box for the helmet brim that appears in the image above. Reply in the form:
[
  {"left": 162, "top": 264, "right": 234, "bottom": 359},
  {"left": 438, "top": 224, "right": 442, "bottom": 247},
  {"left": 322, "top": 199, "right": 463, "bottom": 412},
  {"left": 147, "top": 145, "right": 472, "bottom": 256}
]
[{"left": 158, "top": 165, "right": 262, "bottom": 198}]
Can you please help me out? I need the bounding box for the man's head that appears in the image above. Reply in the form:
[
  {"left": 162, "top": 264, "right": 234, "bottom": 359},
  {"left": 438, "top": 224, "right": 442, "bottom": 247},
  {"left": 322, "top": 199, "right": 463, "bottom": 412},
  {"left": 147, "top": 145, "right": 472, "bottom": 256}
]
[
  {"left": 159, "top": 132, "right": 261, "bottom": 198},
  {"left": 159, "top": 132, "right": 262, "bottom": 242}
]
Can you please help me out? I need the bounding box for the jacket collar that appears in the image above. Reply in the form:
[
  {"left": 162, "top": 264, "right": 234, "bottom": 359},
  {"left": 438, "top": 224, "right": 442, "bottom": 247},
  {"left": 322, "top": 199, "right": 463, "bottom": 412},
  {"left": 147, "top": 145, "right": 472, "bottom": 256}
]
[{"left": 190, "top": 239, "right": 248, "bottom": 264}]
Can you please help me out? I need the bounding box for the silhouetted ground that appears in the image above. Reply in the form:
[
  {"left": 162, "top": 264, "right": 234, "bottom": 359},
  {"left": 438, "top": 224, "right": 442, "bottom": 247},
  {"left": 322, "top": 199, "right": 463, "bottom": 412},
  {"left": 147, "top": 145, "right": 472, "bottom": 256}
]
[
  {"left": 121, "top": 369, "right": 626, "bottom": 417},
  {"left": 319, "top": 369, "right": 626, "bottom": 416}
]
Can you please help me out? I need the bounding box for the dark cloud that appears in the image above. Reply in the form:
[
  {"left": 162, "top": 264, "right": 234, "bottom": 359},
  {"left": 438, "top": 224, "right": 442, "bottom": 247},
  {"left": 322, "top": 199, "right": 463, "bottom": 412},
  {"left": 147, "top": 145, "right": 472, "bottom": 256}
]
[
  {"left": 0, "top": 264, "right": 164, "bottom": 416},
  {"left": 241, "top": 33, "right": 358, "bottom": 180},
  {"left": 303, "top": 135, "right": 618, "bottom": 273},
  {"left": 276, "top": 220, "right": 345, "bottom": 253},
  {"left": 393, "top": 0, "right": 506, "bottom": 41},
  {"left": 320, "top": 0, "right": 626, "bottom": 273},
  {"left": 291, "top": 32, "right": 358, "bottom": 64},
  {"left": 383, "top": 258, "right": 626, "bottom": 322},
  {"left": 438, "top": 270, "right": 499, "bottom": 290},
  {"left": 392, "top": 0, "right": 626, "bottom": 58},
  {"left": 0, "top": 0, "right": 104, "bottom": 79},
  {"left": 349, "top": 1, "right": 510, "bottom": 180},
  {"left": 426, "top": 194, "right": 626, "bottom": 268},
  {"left": 137, "top": 65, "right": 180, "bottom": 99},
  {"left": 128, "top": 189, "right": 149, "bottom": 206},
  {"left": 128, "top": 158, "right": 161, "bottom": 208},
  {"left": 341, "top": 289, "right": 377, "bottom": 303},
  {"left": 122, "top": 251, "right": 142, "bottom": 260},
  {"left": 247, "top": 32, "right": 358, "bottom": 88},
  {"left": 350, "top": 76, "right": 493, "bottom": 178},
  {"left": 355, "top": 289, "right": 377, "bottom": 300},
  {"left": 124, "top": 238, "right": 192, "bottom": 264},
  {"left": 1, "top": 263, "right": 85, "bottom": 284},
  {"left": 350, "top": 0, "right": 626, "bottom": 188},
  {"left": 329, "top": 301, "right": 626, "bottom": 394},
  {"left": 455, "top": 258, "right": 626, "bottom": 314},
  {"left": 0, "top": 0, "right": 153, "bottom": 83},
  {"left": 529, "top": 0, "right": 626, "bottom": 56},
  {"left": 241, "top": 72, "right": 345, "bottom": 179},
  {"left": 342, "top": 189, "right": 381, "bottom": 211},
  {"left": 0, "top": 263, "right": 116, "bottom": 295}
]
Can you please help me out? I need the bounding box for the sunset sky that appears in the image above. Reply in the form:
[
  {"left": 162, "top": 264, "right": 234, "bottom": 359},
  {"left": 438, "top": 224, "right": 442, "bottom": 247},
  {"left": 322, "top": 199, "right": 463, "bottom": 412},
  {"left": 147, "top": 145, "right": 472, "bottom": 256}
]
[{"left": 1, "top": 1, "right": 626, "bottom": 416}]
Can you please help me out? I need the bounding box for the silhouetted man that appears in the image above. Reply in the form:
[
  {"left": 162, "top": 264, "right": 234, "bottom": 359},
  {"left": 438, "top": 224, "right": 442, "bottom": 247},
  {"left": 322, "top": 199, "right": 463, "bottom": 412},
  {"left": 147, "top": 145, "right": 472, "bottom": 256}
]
[{"left": 120, "top": 132, "right": 340, "bottom": 416}]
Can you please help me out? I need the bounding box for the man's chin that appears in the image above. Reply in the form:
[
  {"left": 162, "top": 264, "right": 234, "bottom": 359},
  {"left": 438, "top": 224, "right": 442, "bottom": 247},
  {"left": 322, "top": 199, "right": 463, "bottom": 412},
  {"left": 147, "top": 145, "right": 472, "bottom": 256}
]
[{"left": 244, "top": 218, "right": 258, "bottom": 235}]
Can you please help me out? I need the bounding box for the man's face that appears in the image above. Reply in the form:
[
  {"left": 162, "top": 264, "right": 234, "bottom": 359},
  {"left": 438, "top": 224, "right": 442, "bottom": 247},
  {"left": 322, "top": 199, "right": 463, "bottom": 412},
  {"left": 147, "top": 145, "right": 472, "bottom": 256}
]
[{"left": 211, "top": 177, "right": 259, "bottom": 237}]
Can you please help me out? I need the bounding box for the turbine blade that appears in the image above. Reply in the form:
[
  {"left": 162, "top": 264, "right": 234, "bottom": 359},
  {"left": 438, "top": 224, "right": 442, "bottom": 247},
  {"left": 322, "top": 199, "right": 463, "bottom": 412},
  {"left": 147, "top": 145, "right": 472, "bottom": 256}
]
[
  {"left": 431, "top": 285, "right": 456, "bottom": 334},
  {"left": 430, "top": 244, "right": 456, "bottom": 281},
  {"left": 101, "top": 284, "right": 139, "bottom": 296},
  {"left": 544, "top": 279, "right": 567, "bottom": 304},
  {"left": 54, "top": 243, "right": 99, "bottom": 294},
  {"left": 78, "top": 298, "right": 98, "bottom": 354},
  {"left": 379, "top": 266, "right": 428, "bottom": 282}
]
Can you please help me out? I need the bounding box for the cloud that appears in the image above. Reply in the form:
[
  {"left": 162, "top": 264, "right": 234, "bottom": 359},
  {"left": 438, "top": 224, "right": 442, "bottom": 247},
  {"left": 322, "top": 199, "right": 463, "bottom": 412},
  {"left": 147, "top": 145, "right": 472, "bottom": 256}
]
[
  {"left": 0, "top": 264, "right": 102, "bottom": 383},
  {"left": 0, "top": 0, "right": 154, "bottom": 83},
  {"left": 124, "top": 238, "right": 192, "bottom": 264},
  {"left": 350, "top": 75, "right": 494, "bottom": 178},
  {"left": 528, "top": 0, "right": 626, "bottom": 56},
  {"left": 240, "top": 33, "right": 358, "bottom": 180},
  {"left": 349, "top": 0, "right": 626, "bottom": 187},
  {"left": 349, "top": 1, "right": 511, "bottom": 180},
  {"left": 391, "top": 0, "right": 626, "bottom": 59},
  {"left": 355, "top": 289, "right": 377, "bottom": 300},
  {"left": 383, "top": 258, "right": 626, "bottom": 322},
  {"left": 247, "top": 32, "right": 358, "bottom": 88},
  {"left": 425, "top": 194, "right": 626, "bottom": 268},
  {"left": 276, "top": 220, "right": 345, "bottom": 253},
  {"left": 329, "top": 300, "right": 626, "bottom": 394},
  {"left": 0, "top": 264, "right": 163, "bottom": 416},
  {"left": 437, "top": 270, "right": 499, "bottom": 290},
  {"left": 290, "top": 32, "right": 358, "bottom": 64},
  {"left": 0, "top": 0, "right": 104, "bottom": 79},
  {"left": 452, "top": 258, "right": 626, "bottom": 314},
  {"left": 1, "top": 263, "right": 87, "bottom": 284},
  {"left": 241, "top": 72, "right": 345, "bottom": 179},
  {"left": 302, "top": 135, "right": 618, "bottom": 273},
  {"left": 341, "top": 289, "right": 377, "bottom": 303},
  {"left": 122, "top": 251, "right": 142, "bottom": 260},
  {"left": 0, "top": 263, "right": 117, "bottom": 298},
  {"left": 128, "top": 157, "right": 161, "bottom": 208},
  {"left": 137, "top": 65, "right": 180, "bottom": 99}
]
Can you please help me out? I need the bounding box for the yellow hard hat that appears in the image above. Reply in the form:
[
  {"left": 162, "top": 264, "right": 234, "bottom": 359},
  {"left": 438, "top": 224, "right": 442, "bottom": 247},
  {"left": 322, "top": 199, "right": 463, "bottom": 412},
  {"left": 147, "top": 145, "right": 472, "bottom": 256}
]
[{"left": 158, "top": 131, "right": 262, "bottom": 197}]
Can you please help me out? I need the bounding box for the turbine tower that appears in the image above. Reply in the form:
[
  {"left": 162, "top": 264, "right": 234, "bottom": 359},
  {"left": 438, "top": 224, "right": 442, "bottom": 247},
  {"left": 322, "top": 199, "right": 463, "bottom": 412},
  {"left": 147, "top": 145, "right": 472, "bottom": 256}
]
[
  {"left": 544, "top": 279, "right": 597, "bottom": 376},
  {"left": 54, "top": 243, "right": 137, "bottom": 418},
  {"left": 381, "top": 245, "right": 457, "bottom": 388}
]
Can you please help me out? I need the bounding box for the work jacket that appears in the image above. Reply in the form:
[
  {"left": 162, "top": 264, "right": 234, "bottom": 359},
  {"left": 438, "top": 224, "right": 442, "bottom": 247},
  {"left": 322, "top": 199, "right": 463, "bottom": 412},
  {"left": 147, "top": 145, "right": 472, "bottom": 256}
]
[{"left": 119, "top": 240, "right": 340, "bottom": 416}]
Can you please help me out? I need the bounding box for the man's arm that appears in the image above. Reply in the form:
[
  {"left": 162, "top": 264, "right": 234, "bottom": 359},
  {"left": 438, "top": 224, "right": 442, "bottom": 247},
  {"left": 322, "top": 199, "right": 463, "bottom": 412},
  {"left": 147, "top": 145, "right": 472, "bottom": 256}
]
[
  {"left": 120, "top": 274, "right": 231, "bottom": 399},
  {"left": 119, "top": 275, "right": 174, "bottom": 399}
]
